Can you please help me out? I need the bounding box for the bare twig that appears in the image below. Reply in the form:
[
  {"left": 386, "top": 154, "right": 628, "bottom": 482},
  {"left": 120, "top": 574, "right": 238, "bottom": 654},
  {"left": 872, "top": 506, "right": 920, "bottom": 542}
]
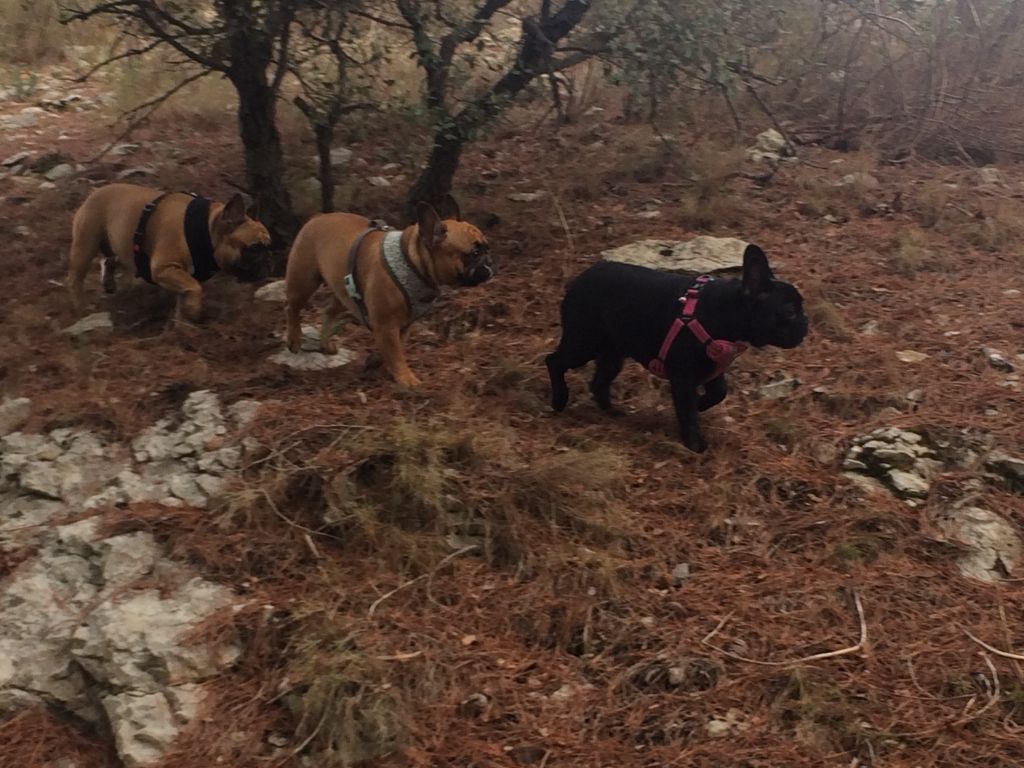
[
  {"left": 964, "top": 628, "right": 1024, "bottom": 661},
  {"left": 87, "top": 70, "right": 210, "bottom": 164},
  {"left": 367, "top": 545, "right": 479, "bottom": 618},
  {"left": 701, "top": 591, "right": 867, "bottom": 667}
]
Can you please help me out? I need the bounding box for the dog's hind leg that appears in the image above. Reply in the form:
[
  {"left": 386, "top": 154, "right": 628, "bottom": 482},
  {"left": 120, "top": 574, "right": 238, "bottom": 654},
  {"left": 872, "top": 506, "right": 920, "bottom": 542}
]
[
  {"left": 697, "top": 375, "right": 727, "bottom": 412},
  {"left": 99, "top": 237, "right": 118, "bottom": 295},
  {"left": 589, "top": 351, "right": 625, "bottom": 412},
  {"left": 284, "top": 265, "right": 321, "bottom": 354},
  {"left": 67, "top": 219, "right": 102, "bottom": 314},
  {"left": 318, "top": 296, "right": 346, "bottom": 354},
  {"left": 546, "top": 342, "right": 599, "bottom": 412}
]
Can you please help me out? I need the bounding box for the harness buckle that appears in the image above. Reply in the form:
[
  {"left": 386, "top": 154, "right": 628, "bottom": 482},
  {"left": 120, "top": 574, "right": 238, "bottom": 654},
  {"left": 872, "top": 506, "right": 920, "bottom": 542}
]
[{"left": 343, "top": 274, "right": 363, "bottom": 302}]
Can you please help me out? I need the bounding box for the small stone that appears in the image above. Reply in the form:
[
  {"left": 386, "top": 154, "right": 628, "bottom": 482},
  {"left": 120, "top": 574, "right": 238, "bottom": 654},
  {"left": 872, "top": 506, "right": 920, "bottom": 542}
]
[
  {"left": 1, "top": 113, "right": 39, "bottom": 129},
  {"left": 906, "top": 389, "right": 924, "bottom": 403},
  {"left": 0, "top": 397, "right": 31, "bottom": 436},
  {"left": 985, "top": 451, "right": 1024, "bottom": 490},
  {"left": 887, "top": 469, "right": 930, "bottom": 499},
  {"left": 754, "top": 377, "right": 800, "bottom": 400},
  {"left": 44, "top": 163, "right": 75, "bottom": 181},
  {"left": 62, "top": 312, "right": 113, "bottom": 337},
  {"left": 168, "top": 474, "right": 207, "bottom": 508},
  {"left": 227, "top": 400, "right": 260, "bottom": 431},
  {"left": 1, "top": 151, "right": 30, "bottom": 167},
  {"left": 367, "top": 176, "right": 391, "bottom": 187},
  {"left": 254, "top": 280, "right": 286, "bottom": 303},
  {"left": 896, "top": 349, "right": 929, "bottom": 364},
  {"left": 860, "top": 320, "right": 880, "bottom": 335},
  {"left": 115, "top": 166, "right": 157, "bottom": 180},
  {"left": 267, "top": 733, "right": 289, "bottom": 747},
  {"left": 508, "top": 192, "right": 547, "bottom": 203},
  {"left": 329, "top": 147, "right": 353, "bottom": 166},
  {"left": 940, "top": 507, "right": 1022, "bottom": 582},
  {"left": 458, "top": 693, "right": 490, "bottom": 718},
  {"left": 1004, "top": 289, "right": 1021, "bottom": 297},
  {"left": 752, "top": 128, "right": 789, "bottom": 155},
  {"left": 977, "top": 166, "right": 1003, "bottom": 186},
  {"left": 837, "top": 172, "right": 880, "bottom": 189},
  {"left": 706, "top": 719, "right": 732, "bottom": 738},
  {"left": 19, "top": 461, "right": 65, "bottom": 499},
  {"left": 670, "top": 563, "right": 690, "bottom": 587},
  {"left": 194, "top": 474, "right": 226, "bottom": 498},
  {"left": 983, "top": 347, "right": 1015, "bottom": 373}
]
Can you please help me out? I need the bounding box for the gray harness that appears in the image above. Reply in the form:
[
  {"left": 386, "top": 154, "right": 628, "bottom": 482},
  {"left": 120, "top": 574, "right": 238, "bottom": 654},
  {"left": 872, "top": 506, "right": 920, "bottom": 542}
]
[{"left": 344, "top": 224, "right": 438, "bottom": 328}]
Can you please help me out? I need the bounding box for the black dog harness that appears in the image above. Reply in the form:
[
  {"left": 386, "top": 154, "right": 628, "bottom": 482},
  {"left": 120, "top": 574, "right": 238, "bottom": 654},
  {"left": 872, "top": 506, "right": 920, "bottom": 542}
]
[
  {"left": 133, "top": 193, "right": 219, "bottom": 284},
  {"left": 344, "top": 222, "right": 438, "bottom": 328}
]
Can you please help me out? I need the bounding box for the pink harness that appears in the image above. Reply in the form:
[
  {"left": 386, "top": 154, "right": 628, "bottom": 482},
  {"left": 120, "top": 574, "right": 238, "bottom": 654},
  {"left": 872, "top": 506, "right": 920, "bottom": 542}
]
[{"left": 647, "top": 275, "right": 748, "bottom": 381}]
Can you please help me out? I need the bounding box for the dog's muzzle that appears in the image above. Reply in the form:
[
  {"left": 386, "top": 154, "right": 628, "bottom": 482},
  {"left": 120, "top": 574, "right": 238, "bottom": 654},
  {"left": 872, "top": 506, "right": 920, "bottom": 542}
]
[
  {"left": 229, "top": 243, "right": 273, "bottom": 283},
  {"left": 460, "top": 246, "right": 494, "bottom": 287}
]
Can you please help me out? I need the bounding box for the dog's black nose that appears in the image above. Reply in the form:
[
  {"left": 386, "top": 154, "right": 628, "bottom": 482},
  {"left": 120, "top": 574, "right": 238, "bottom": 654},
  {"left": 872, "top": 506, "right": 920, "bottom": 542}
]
[{"left": 462, "top": 263, "right": 494, "bottom": 286}]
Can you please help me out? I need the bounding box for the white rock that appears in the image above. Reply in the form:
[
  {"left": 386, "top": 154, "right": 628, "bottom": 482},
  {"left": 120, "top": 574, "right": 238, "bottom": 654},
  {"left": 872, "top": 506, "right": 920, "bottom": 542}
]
[
  {"left": 754, "top": 377, "right": 801, "bottom": 400},
  {"left": 895, "top": 349, "right": 929, "bottom": 364},
  {"left": 19, "top": 461, "right": 65, "bottom": 499},
  {"left": 168, "top": 473, "right": 207, "bottom": 507},
  {"left": 602, "top": 236, "right": 751, "bottom": 275},
  {"left": 939, "top": 507, "right": 1022, "bottom": 582},
  {"left": 0, "top": 398, "right": 30, "bottom": 436},
  {"left": 62, "top": 312, "right": 113, "bottom": 337},
  {"left": 983, "top": 347, "right": 1015, "bottom": 373},
  {"left": 1, "top": 151, "right": 30, "bottom": 167},
  {"left": 977, "top": 166, "right": 1003, "bottom": 186},
  {"left": 103, "top": 686, "right": 202, "bottom": 768},
  {"left": 753, "top": 128, "right": 788, "bottom": 155},
  {"left": 367, "top": 175, "right": 391, "bottom": 187},
  {"left": 44, "top": 163, "right": 75, "bottom": 181},
  {"left": 99, "top": 533, "right": 161, "bottom": 586},
  {"left": 887, "top": 469, "right": 930, "bottom": 499},
  {"left": 837, "top": 172, "right": 880, "bottom": 189},
  {"left": 508, "top": 191, "right": 546, "bottom": 202},
  {"left": 330, "top": 147, "right": 354, "bottom": 166},
  {"left": 986, "top": 451, "right": 1024, "bottom": 488},
  {"left": 194, "top": 473, "right": 227, "bottom": 498},
  {"left": 254, "top": 279, "right": 287, "bottom": 302},
  {"left": 71, "top": 577, "right": 239, "bottom": 692}
]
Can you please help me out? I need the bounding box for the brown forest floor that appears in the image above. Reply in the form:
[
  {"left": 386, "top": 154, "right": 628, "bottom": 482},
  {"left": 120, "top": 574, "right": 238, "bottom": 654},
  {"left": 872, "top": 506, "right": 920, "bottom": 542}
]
[{"left": 1, "top": 79, "right": 1024, "bottom": 768}]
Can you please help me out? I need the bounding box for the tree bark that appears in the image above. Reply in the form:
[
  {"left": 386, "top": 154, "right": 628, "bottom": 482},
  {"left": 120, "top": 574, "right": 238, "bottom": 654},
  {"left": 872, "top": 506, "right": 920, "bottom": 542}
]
[
  {"left": 315, "top": 125, "right": 335, "bottom": 213},
  {"left": 406, "top": 130, "right": 465, "bottom": 213},
  {"left": 406, "top": 0, "right": 592, "bottom": 216},
  {"left": 230, "top": 70, "right": 296, "bottom": 246}
]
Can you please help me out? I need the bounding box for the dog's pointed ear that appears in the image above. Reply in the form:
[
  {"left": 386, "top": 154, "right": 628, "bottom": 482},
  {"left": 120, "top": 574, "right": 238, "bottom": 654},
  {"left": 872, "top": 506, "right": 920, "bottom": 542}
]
[
  {"left": 416, "top": 201, "right": 447, "bottom": 248},
  {"left": 438, "top": 194, "right": 462, "bottom": 221},
  {"left": 742, "top": 244, "right": 774, "bottom": 294},
  {"left": 219, "top": 193, "right": 247, "bottom": 232}
]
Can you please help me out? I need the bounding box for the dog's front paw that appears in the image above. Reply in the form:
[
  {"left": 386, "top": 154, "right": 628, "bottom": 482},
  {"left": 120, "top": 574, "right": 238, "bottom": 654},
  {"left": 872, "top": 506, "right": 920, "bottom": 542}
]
[
  {"left": 551, "top": 383, "right": 569, "bottom": 412},
  {"left": 395, "top": 371, "right": 422, "bottom": 388},
  {"left": 681, "top": 428, "right": 708, "bottom": 454},
  {"left": 319, "top": 338, "right": 338, "bottom": 354}
]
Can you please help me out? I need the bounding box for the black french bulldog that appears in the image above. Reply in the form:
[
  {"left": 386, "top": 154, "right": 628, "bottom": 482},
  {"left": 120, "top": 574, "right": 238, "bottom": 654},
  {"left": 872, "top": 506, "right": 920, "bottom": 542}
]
[{"left": 546, "top": 245, "right": 808, "bottom": 453}]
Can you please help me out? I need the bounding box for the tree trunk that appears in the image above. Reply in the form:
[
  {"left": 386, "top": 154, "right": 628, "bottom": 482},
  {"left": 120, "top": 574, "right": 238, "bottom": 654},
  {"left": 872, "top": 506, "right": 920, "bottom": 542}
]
[
  {"left": 405, "top": 0, "right": 592, "bottom": 217},
  {"left": 406, "top": 130, "right": 465, "bottom": 216},
  {"left": 315, "top": 125, "right": 335, "bottom": 213},
  {"left": 232, "top": 73, "right": 296, "bottom": 247}
]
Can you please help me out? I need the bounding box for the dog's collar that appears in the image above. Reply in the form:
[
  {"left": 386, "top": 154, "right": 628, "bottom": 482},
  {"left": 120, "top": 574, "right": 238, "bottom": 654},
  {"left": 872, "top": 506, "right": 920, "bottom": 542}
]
[
  {"left": 381, "top": 230, "right": 438, "bottom": 324},
  {"left": 648, "top": 275, "right": 748, "bottom": 381}
]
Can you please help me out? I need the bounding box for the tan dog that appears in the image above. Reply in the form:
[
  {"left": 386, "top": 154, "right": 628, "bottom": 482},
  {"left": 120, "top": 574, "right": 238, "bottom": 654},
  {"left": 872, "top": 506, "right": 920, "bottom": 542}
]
[
  {"left": 67, "top": 183, "right": 272, "bottom": 321},
  {"left": 284, "top": 197, "right": 494, "bottom": 386}
]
